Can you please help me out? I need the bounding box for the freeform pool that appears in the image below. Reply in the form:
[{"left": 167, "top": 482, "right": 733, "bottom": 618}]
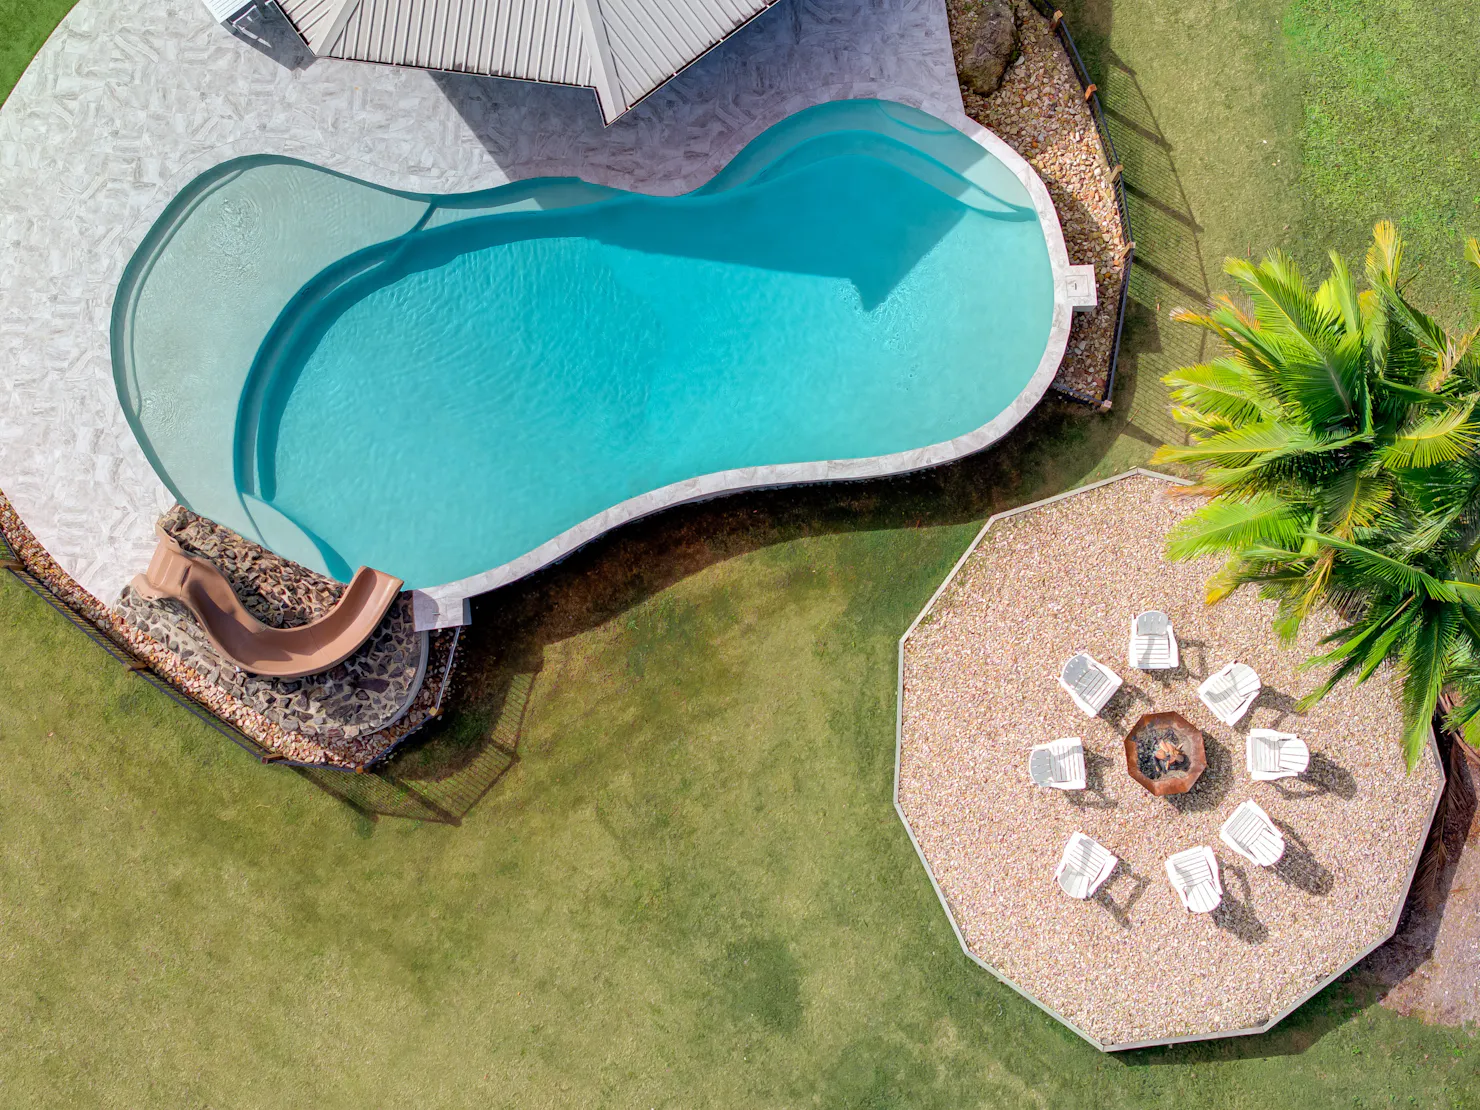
[{"left": 113, "top": 100, "right": 1071, "bottom": 613}]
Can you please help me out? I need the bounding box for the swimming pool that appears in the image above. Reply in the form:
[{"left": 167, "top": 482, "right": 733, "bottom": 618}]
[{"left": 113, "top": 100, "right": 1070, "bottom": 617}]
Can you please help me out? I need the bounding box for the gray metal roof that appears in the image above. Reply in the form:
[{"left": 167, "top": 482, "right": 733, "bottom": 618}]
[{"left": 274, "top": 0, "right": 780, "bottom": 122}]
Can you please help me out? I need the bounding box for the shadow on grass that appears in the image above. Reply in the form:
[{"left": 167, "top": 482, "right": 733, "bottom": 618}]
[
  {"left": 341, "top": 385, "right": 1146, "bottom": 823},
  {"left": 1115, "top": 979, "right": 1382, "bottom": 1065},
  {"left": 297, "top": 9, "right": 1214, "bottom": 828},
  {"left": 1091, "top": 47, "right": 1214, "bottom": 448},
  {"left": 294, "top": 668, "right": 532, "bottom": 825}
]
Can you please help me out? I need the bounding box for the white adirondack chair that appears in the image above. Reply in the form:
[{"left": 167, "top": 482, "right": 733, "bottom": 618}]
[
  {"left": 1059, "top": 653, "right": 1123, "bottom": 717},
  {"left": 1198, "top": 662, "right": 1261, "bottom": 725},
  {"left": 1028, "top": 737, "right": 1088, "bottom": 790},
  {"left": 1246, "top": 729, "right": 1310, "bottom": 781},
  {"left": 1165, "top": 846, "right": 1222, "bottom": 913},
  {"left": 1054, "top": 832, "right": 1119, "bottom": 899},
  {"left": 201, "top": 0, "right": 255, "bottom": 21},
  {"left": 1219, "top": 799, "right": 1286, "bottom": 866},
  {"left": 1128, "top": 610, "right": 1179, "bottom": 670}
]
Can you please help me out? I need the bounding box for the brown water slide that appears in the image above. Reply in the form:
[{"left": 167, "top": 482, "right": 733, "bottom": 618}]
[{"left": 131, "top": 526, "right": 404, "bottom": 679}]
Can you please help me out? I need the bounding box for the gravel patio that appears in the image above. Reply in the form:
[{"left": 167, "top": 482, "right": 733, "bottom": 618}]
[{"left": 896, "top": 471, "right": 1444, "bottom": 1048}]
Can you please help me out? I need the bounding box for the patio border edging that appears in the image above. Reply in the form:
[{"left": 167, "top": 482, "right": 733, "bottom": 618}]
[{"left": 891, "top": 467, "right": 1446, "bottom": 1052}]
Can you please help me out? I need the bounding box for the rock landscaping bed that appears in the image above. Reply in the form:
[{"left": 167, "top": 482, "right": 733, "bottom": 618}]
[
  {"left": 898, "top": 473, "right": 1442, "bottom": 1047},
  {"left": 0, "top": 489, "right": 456, "bottom": 769},
  {"left": 948, "top": 0, "right": 1129, "bottom": 403}
]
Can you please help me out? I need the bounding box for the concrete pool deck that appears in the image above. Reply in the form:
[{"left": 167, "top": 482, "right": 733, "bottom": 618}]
[{"left": 0, "top": 0, "right": 968, "bottom": 612}]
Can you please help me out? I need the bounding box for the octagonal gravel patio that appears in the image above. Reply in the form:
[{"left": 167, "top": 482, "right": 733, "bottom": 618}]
[{"left": 895, "top": 470, "right": 1444, "bottom": 1050}]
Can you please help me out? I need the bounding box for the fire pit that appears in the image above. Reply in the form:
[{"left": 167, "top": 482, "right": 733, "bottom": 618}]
[{"left": 1124, "top": 711, "right": 1206, "bottom": 796}]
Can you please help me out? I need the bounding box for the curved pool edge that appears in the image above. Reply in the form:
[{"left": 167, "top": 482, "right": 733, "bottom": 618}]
[{"left": 407, "top": 118, "right": 1074, "bottom": 629}]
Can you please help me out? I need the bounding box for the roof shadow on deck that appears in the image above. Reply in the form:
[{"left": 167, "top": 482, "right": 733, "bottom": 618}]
[{"left": 227, "top": 2, "right": 314, "bottom": 72}]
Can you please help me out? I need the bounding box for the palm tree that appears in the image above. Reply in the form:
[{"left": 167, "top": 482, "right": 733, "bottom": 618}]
[{"left": 1152, "top": 223, "right": 1480, "bottom": 764}]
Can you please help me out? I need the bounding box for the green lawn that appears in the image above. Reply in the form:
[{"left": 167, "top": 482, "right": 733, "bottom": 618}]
[{"left": 4, "top": 1, "right": 1480, "bottom": 1106}]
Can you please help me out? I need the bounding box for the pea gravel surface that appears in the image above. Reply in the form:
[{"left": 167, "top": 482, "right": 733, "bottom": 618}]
[{"left": 897, "top": 472, "right": 1443, "bottom": 1047}]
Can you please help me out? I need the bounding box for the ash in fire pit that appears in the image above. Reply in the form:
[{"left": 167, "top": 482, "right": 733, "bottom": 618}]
[
  {"left": 1140, "top": 726, "right": 1189, "bottom": 777},
  {"left": 1124, "top": 711, "right": 1206, "bottom": 796}
]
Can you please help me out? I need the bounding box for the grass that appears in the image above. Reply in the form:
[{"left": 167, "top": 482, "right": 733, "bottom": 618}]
[
  {"left": 0, "top": 0, "right": 74, "bottom": 108},
  {"left": 3, "top": 0, "right": 1480, "bottom": 1106}
]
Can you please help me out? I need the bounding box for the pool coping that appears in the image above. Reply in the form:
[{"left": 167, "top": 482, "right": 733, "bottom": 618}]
[
  {"left": 890, "top": 468, "right": 1447, "bottom": 1052},
  {"left": 407, "top": 117, "right": 1076, "bottom": 628}
]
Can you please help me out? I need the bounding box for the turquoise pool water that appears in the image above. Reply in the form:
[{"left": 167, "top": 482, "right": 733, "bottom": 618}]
[{"left": 114, "top": 100, "right": 1058, "bottom": 590}]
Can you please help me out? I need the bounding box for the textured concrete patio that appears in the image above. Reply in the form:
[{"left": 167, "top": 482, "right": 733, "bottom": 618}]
[
  {"left": 896, "top": 471, "right": 1444, "bottom": 1049},
  {"left": 0, "top": 0, "right": 966, "bottom": 609}
]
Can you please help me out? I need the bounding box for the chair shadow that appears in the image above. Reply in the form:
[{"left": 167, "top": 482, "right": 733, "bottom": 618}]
[
  {"left": 1163, "top": 731, "right": 1234, "bottom": 814},
  {"left": 1272, "top": 822, "right": 1334, "bottom": 896},
  {"left": 1247, "top": 686, "right": 1304, "bottom": 731},
  {"left": 1271, "top": 751, "right": 1359, "bottom": 801},
  {"left": 1094, "top": 866, "right": 1148, "bottom": 929},
  {"left": 1100, "top": 682, "right": 1155, "bottom": 729},
  {"left": 1151, "top": 635, "right": 1210, "bottom": 685},
  {"left": 1067, "top": 749, "right": 1120, "bottom": 810},
  {"left": 1212, "top": 861, "right": 1268, "bottom": 944}
]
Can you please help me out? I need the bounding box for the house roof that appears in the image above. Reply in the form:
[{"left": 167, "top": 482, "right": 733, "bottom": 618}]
[{"left": 275, "top": 0, "right": 780, "bottom": 122}]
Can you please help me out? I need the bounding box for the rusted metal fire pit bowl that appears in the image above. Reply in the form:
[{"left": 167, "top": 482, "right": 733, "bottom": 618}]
[{"left": 1124, "top": 711, "right": 1206, "bottom": 796}]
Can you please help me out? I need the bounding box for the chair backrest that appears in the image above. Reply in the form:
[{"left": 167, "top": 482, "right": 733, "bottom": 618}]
[
  {"left": 1204, "top": 689, "right": 1235, "bottom": 718},
  {"left": 1229, "top": 662, "right": 1260, "bottom": 694},
  {"left": 1061, "top": 834, "right": 1111, "bottom": 888},
  {"left": 1136, "top": 610, "right": 1169, "bottom": 636},
  {"left": 1062, "top": 654, "right": 1091, "bottom": 686},
  {"left": 1028, "top": 748, "right": 1055, "bottom": 787},
  {"left": 1247, "top": 733, "right": 1282, "bottom": 772},
  {"left": 1223, "top": 804, "right": 1265, "bottom": 848},
  {"left": 1169, "top": 849, "right": 1212, "bottom": 890},
  {"left": 1222, "top": 800, "right": 1284, "bottom": 864},
  {"left": 1278, "top": 736, "right": 1311, "bottom": 772}
]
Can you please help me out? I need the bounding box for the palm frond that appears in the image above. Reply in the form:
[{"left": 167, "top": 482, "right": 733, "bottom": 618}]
[
  {"left": 1316, "top": 250, "right": 1365, "bottom": 339},
  {"left": 1397, "top": 605, "right": 1457, "bottom": 768},
  {"left": 1161, "top": 358, "right": 1274, "bottom": 428},
  {"left": 1366, "top": 220, "right": 1404, "bottom": 290},
  {"left": 1321, "top": 469, "right": 1393, "bottom": 538},
  {"left": 1163, "top": 497, "right": 1306, "bottom": 561},
  {"left": 1378, "top": 401, "right": 1480, "bottom": 469},
  {"left": 1306, "top": 532, "right": 1462, "bottom": 602}
]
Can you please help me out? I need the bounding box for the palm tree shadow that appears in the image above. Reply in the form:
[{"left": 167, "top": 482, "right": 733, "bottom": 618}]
[{"left": 1354, "top": 728, "right": 1477, "bottom": 1009}]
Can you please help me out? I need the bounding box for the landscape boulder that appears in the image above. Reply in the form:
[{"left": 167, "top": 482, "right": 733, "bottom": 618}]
[{"left": 955, "top": 0, "right": 1020, "bottom": 97}]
